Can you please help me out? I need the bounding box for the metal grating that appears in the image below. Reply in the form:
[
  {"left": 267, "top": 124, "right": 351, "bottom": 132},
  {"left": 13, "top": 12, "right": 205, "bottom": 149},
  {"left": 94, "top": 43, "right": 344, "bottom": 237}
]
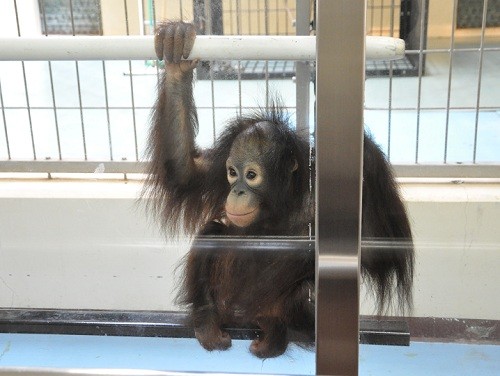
[
  {"left": 366, "top": 56, "right": 418, "bottom": 77},
  {"left": 198, "top": 58, "right": 419, "bottom": 80},
  {"left": 197, "top": 60, "right": 297, "bottom": 80}
]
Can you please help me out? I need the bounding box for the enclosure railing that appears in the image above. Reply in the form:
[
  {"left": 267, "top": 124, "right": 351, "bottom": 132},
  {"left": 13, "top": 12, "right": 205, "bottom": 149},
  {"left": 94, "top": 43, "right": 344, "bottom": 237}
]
[
  {"left": 0, "top": 34, "right": 408, "bottom": 175},
  {"left": 0, "top": 35, "right": 405, "bottom": 61},
  {"left": 2, "top": 0, "right": 500, "bottom": 178},
  {"left": 1, "top": 44, "right": 499, "bottom": 177},
  {"left": 364, "top": 0, "right": 500, "bottom": 171}
]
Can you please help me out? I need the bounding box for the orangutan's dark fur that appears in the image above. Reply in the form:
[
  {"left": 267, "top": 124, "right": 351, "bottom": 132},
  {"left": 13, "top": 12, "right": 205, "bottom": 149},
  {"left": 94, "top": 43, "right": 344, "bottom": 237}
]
[{"left": 143, "top": 21, "right": 414, "bottom": 358}]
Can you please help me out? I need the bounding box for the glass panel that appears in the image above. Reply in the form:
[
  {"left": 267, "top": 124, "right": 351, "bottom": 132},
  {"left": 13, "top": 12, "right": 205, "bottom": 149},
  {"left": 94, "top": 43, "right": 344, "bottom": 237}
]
[
  {"left": 2, "top": 0, "right": 498, "bottom": 374},
  {"left": 0, "top": 0, "right": 318, "bottom": 374},
  {"left": 362, "top": 0, "right": 500, "bottom": 374}
]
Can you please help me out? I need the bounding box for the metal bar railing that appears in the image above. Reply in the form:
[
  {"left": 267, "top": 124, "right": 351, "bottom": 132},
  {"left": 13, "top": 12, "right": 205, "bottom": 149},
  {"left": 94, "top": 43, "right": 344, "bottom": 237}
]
[
  {"left": 414, "top": 0, "right": 428, "bottom": 164},
  {"left": 2, "top": 160, "right": 500, "bottom": 179},
  {"left": 0, "top": 80, "right": 9, "bottom": 160},
  {"left": 0, "top": 35, "right": 405, "bottom": 62},
  {"left": 0, "top": 160, "right": 145, "bottom": 174},
  {"left": 124, "top": 0, "right": 140, "bottom": 161},
  {"left": 13, "top": 0, "right": 36, "bottom": 161},
  {"left": 473, "top": 0, "right": 490, "bottom": 164},
  {"left": 0, "top": 308, "right": 409, "bottom": 346},
  {"left": 1, "top": 6, "right": 498, "bottom": 177},
  {"left": 387, "top": 0, "right": 396, "bottom": 160},
  {"left": 40, "top": 0, "right": 63, "bottom": 160},
  {"left": 294, "top": 0, "right": 311, "bottom": 135},
  {"left": 68, "top": 0, "right": 88, "bottom": 161},
  {"left": 444, "top": 0, "right": 459, "bottom": 164}
]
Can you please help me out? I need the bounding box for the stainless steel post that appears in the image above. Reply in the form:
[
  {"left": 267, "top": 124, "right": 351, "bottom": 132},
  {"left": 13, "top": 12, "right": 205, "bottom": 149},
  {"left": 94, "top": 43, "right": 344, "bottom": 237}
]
[{"left": 315, "top": 1, "right": 365, "bottom": 374}]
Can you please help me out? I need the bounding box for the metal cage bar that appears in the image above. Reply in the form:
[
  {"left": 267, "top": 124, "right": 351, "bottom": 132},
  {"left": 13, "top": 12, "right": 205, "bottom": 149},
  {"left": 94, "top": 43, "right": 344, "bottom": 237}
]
[
  {"left": 1, "top": 2, "right": 499, "bottom": 178},
  {"left": 40, "top": 0, "right": 63, "bottom": 161},
  {"left": 0, "top": 80, "right": 9, "bottom": 159},
  {"left": 295, "top": 0, "right": 311, "bottom": 135},
  {"left": 473, "top": 0, "right": 490, "bottom": 163},
  {"left": 387, "top": 0, "right": 396, "bottom": 159},
  {"left": 315, "top": 0, "right": 365, "bottom": 374},
  {"left": 13, "top": 0, "right": 36, "bottom": 161},
  {"left": 414, "top": 0, "right": 428, "bottom": 163},
  {"left": 2, "top": 160, "right": 499, "bottom": 179},
  {"left": 444, "top": 0, "right": 460, "bottom": 163},
  {"left": 124, "top": 0, "right": 140, "bottom": 162},
  {"left": 68, "top": 0, "right": 88, "bottom": 161},
  {"left": 0, "top": 35, "right": 405, "bottom": 61}
]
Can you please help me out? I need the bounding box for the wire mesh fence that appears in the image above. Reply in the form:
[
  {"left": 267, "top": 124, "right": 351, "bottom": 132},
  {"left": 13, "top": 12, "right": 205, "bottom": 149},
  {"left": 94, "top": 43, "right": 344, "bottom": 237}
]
[{"left": 0, "top": 0, "right": 499, "bottom": 175}]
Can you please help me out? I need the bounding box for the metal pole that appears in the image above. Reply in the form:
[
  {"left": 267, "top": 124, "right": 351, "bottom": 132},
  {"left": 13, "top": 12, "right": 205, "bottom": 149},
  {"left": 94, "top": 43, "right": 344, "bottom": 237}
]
[
  {"left": 0, "top": 35, "right": 405, "bottom": 61},
  {"left": 315, "top": 0, "right": 365, "bottom": 374}
]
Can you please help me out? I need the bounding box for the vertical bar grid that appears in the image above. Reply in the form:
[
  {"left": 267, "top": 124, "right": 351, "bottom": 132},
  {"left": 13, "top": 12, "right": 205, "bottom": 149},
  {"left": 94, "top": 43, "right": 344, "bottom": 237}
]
[
  {"left": 295, "top": 0, "right": 311, "bottom": 135},
  {"left": 275, "top": 0, "right": 279, "bottom": 35},
  {"left": 0, "top": 79, "right": 10, "bottom": 159},
  {"left": 284, "top": 0, "right": 288, "bottom": 35},
  {"left": 94, "top": 0, "right": 112, "bottom": 161},
  {"left": 236, "top": 0, "right": 243, "bottom": 115},
  {"left": 257, "top": 0, "right": 262, "bottom": 34},
  {"left": 151, "top": 0, "right": 157, "bottom": 30},
  {"left": 369, "top": 0, "right": 375, "bottom": 34},
  {"left": 387, "top": 0, "right": 395, "bottom": 160},
  {"left": 137, "top": 0, "right": 144, "bottom": 35},
  {"left": 204, "top": 0, "right": 213, "bottom": 36},
  {"left": 473, "top": 0, "right": 489, "bottom": 163},
  {"left": 13, "top": 0, "right": 37, "bottom": 160},
  {"left": 444, "top": 0, "right": 459, "bottom": 163},
  {"left": 228, "top": 0, "right": 233, "bottom": 34},
  {"left": 209, "top": 64, "right": 217, "bottom": 144},
  {"left": 206, "top": 2, "right": 217, "bottom": 144},
  {"left": 151, "top": 0, "right": 160, "bottom": 80},
  {"left": 124, "top": 0, "right": 140, "bottom": 161},
  {"left": 40, "top": 0, "right": 63, "bottom": 160},
  {"left": 97, "top": 4, "right": 114, "bottom": 161},
  {"left": 1, "top": 1, "right": 497, "bottom": 175},
  {"left": 264, "top": 0, "right": 270, "bottom": 108},
  {"left": 101, "top": 64, "right": 114, "bottom": 160},
  {"left": 414, "top": 0, "right": 427, "bottom": 163},
  {"left": 69, "top": 0, "right": 88, "bottom": 160},
  {"left": 247, "top": 0, "right": 252, "bottom": 35},
  {"left": 316, "top": 0, "right": 364, "bottom": 374},
  {"left": 380, "top": 0, "right": 385, "bottom": 36}
]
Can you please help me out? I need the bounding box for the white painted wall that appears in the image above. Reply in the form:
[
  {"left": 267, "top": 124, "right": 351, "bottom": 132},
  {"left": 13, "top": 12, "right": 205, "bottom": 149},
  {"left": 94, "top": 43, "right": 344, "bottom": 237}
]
[
  {"left": 361, "top": 182, "right": 500, "bottom": 319},
  {"left": 0, "top": 180, "right": 187, "bottom": 311},
  {"left": 428, "top": 0, "right": 454, "bottom": 38},
  {"left": 0, "top": 179, "right": 499, "bottom": 320}
]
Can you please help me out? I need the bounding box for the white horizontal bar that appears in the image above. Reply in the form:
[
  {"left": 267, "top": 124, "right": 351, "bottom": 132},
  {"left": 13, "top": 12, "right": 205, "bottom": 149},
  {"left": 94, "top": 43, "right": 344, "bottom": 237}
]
[
  {"left": 0, "top": 35, "right": 405, "bottom": 61},
  {"left": 366, "top": 36, "right": 405, "bottom": 61}
]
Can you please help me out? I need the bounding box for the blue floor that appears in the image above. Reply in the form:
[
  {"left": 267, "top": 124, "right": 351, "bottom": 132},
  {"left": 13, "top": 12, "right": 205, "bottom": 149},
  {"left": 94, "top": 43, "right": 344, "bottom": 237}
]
[{"left": 0, "top": 334, "right": 498, "bottom": 375}]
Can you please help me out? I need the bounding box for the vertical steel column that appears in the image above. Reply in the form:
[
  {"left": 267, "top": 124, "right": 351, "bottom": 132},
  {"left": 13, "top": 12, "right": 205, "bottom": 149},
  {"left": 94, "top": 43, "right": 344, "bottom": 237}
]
[{"left": 315, "top": 1, "right": 365, "bottom": 375}]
